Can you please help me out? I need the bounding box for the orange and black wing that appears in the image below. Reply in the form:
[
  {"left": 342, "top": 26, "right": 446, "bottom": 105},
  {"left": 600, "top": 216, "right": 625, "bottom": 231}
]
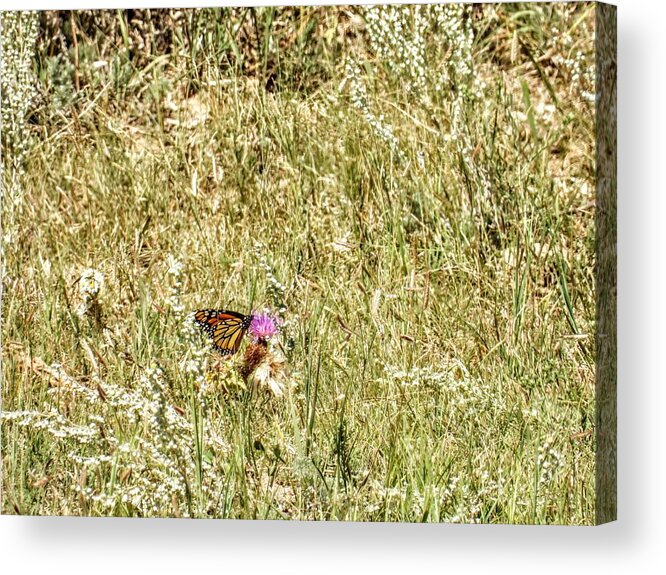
[{"left": 194, "top": 309, "right": 251, "bottom": 356}]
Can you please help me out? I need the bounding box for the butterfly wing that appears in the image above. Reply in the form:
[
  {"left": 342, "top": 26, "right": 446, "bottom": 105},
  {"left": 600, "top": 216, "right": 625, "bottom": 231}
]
[{"left": 194, "top": 309, "right": 251, "bottom": 356}]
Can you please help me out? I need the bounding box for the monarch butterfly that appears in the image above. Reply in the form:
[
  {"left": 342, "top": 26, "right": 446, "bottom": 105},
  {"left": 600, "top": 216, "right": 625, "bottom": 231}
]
[{"left": 194, "top": 309, "right": 252, "bottom": 356}]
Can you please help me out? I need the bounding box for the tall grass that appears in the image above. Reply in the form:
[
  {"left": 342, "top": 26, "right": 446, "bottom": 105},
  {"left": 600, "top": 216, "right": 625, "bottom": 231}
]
[{"left": 2, "top": 3, "right": 596, "bottom": 523}]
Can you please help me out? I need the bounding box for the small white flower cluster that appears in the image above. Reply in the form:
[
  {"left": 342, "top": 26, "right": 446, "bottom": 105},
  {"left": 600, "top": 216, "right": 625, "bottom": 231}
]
[
  {"left": 381, "top": 364, "right": 447, "bottom": 388},
  {"left": 0, "top": 11, "right": 39, "bottom": 180},
  {"left": 445, "top": 95, "right": 493, "bottom": 209},
  {"left": 180, "top": 310, "right": 200, "bottom": 342},
  {"left": 439, "top": 471, "right": 507, "bottom": 524},
  {"left": 178, "top": 312, "right": 208, "bottom": 398},
  {"left": 75, "top": 268, "right": 105, "bottom": 318},
  {"left": 559, "top": 48, "right": 595, "bottom": 102},
  {"left": 431, "top": 3, "right": 484, "bottom": 100},
  {"left": 344, "top": 60, "right": 404, "bottom": 160},
  {"left": 363, "top": 4, "right": 484, "bottom": 102},
  {"left": 416, "top": 150, "right": 426, "bottom": 171},
  {"left": 536, "top": 439, "right": 565, "bottom": 487},
  {"left": 254, "top": 242, "right": 288, "bottom": 314},
  {"left": 278, "top": 313, "right": 299, "bottom": 354},
  {"left": 167, "top": 255, "right": 184, "bottom": 277},
  {"left": 381, "top": 362, "right": 507, "bottom": 421},
  {"left": 1, "top": 409, "right": 99, "bottom": 443},
  {"left": 344, "top": 4, "right": 486, "bottom": 172},
  {"left": 547, "top": 15, "right": 595, "bottom": 103},
  {"left": 165, "top": 254, "right": 186, "bottom": 316},
  {"left": 522, "top": 405, "right": 540, "bottom": 421},
  {"left": 68, "top": 453, "right": 114, "bottom": 467},
  {"left": 163, "top": 259, "right": 211, "bottom": 403},
  {"left": 2, "top": 362, "right": 228, "bottom": 517},
  {"left": 139, "top": 367, "right": 172, "bottom": 443},
  {"left": 429, "top": 2, "right": 492, "bottom": 212},
  {"left": 364, "top": 5, "right": 429, "bottom": 97},
  {"left": 46, "top": 362, "right": 99, "bottom": 404},
  {"left": 362, "top": 479, "right": 406, "bottom": 515},
  {"left": 362, "top": 474, "right": 462, "bottom": 520}
]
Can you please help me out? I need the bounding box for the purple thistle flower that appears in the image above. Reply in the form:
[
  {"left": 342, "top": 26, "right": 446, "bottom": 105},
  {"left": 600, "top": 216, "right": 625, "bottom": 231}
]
[{"left": 248, "top": 312, "right": 279, "bottom": 342}]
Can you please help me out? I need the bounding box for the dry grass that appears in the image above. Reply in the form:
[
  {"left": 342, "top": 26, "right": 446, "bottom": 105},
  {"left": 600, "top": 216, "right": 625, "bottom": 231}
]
[{"left": 2, "top": 3, "right": 597, "bottom": 523}]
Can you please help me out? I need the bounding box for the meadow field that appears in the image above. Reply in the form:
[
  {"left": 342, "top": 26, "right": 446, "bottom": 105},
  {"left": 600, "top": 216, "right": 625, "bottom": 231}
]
[{"left": 1, "top": 3, "right": 597, "bottom": 523}]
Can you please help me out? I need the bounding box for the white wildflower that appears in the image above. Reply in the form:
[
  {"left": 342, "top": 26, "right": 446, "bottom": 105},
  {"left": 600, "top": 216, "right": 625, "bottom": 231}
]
[
  {"left": 165, "top": 255, "right": 186, "bottom": 315},
  {"left": 537, "top": 439, "right": 565, "bottom": 486},
  {"left": 75, "top": 268, "right": 104, "bottom": 318}
]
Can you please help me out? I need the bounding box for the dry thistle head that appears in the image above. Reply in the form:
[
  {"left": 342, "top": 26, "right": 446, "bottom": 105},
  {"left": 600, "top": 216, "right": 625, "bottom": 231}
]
[
  {"left": 241, "top": 341, "right": 269, "bottom": 381},
  {"left": 250, "top": 350, "right": 287, "bottom": 397},
  {"left": 240, "top": 340, "right": 287, "bottom": 397}
]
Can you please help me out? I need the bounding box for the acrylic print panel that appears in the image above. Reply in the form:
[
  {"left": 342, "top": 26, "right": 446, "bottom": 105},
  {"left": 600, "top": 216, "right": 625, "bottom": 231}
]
[{"left": 1, "top": 3, "right": 616, "bottom": 524}]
